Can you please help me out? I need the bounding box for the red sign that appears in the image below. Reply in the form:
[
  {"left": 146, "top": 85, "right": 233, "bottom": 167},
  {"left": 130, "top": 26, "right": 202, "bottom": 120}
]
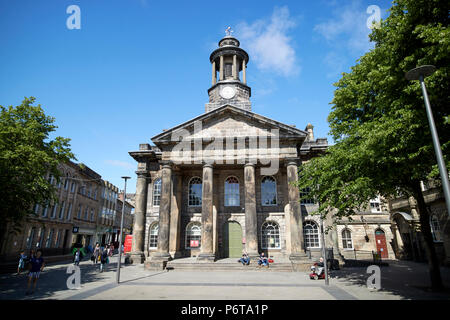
[
  {"left": 124, "top": 235, "right": 133, "bottom": 253},
  {"left": 190, "top": 240, "right": 199, "bottom": 248}
]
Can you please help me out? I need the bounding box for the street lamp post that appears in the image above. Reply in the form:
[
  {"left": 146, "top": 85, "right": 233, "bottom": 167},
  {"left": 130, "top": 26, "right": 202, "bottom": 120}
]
[
  {"left": 116, "top": 176, "right": 130, "bottom": 284},
  {"left": 405, "top": 65, "right": 450, "bottom": 219},
  {"left": 319, "top": 214, "right": 329, "bottom": 286}
]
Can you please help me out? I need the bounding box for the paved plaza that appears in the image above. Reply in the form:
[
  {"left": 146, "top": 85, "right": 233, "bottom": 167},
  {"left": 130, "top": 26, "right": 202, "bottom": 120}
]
[{"left": 1, "top": 256, "right": 450, "bottom": 300}]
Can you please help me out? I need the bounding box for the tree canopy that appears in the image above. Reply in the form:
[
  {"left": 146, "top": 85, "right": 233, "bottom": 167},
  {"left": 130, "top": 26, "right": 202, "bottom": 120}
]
[
  {"left": 296, "top": 0, "right": 449, "bottom": 291},
  {"left": 0, "top": 97, "right": 75, "bottom": 233},
  {"left": 297, "top": 0, "right": 449, "bottom": 217}
]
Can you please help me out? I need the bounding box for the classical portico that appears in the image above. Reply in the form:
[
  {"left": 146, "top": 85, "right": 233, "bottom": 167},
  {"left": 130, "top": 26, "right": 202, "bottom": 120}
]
[{"left": 129, "top": 30, "right": 328, "bottom": 271}]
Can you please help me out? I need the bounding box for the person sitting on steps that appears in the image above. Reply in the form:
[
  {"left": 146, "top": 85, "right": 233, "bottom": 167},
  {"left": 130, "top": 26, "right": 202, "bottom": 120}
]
[
  {"left": 257, "top": 252, "right": 269, "bottom": 267},
  {"left": 238, "top": 253, "right": 250, "bottom": 265}
]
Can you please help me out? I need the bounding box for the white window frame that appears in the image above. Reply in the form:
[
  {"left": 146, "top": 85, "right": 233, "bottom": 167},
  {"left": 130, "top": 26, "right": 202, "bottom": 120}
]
[
  {"left": 224, "top": 176, "right": 240, "bottom": 207},
  {"left": 303, "top": 220, "right": 320, "bottom": 249},
  {"left": 185, "top": 222, "right": 201, "bottom": 249},
  {"left": 341, "top": 228, "right": 353, "bottom": 250},
  {"left": 261, "top": 221, "right": 281, "bottom": 249},
  {"left": 153, "top": 178, "right": 162, "bottom": 207},
  {"left": 149, "top": 223, "right": 159, "bottom": 249}
]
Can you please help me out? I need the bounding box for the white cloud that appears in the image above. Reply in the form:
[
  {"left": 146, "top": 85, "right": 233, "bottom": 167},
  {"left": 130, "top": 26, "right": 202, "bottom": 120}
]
[
  {"left": 105, "top": 160, "right": 135, "bottom": 169},
  {"left": 313, "top": 0, "right": 374, "bottom": 54},
  {"left": 237, "top": 6, "right": 299, "bottom": 77}
]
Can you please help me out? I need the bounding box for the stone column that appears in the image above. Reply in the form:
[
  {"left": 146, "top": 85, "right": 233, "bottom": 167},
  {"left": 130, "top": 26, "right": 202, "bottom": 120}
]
[
  {"left": 242, "top": 59, "right": 246, "bottom": 84},
  {"left": 244, "top": 163, "right": 259, "bottom": 259},
  {"left": 198, "top": 164, "right": 215, "bottom": 261},
  {"left": 148, "top": 162, "right": 172, "bottom": 270},
  {"left": 232, "top": 55, "right": 237, "bottom": 79},
  {"left": 130, "top": 171, "right": 148, "bottom": 264},
  {"left": 169, "top": 172, "right": 182, "bottom": 258},
  {"left": 219, "top": 55, "right": 224, "bottom": 81},
  {"left": 286, "top": 160, "right": 308, "bottom": 266},
  {"left": 211, "top": 60, "right": 216, "bottom": 86}
]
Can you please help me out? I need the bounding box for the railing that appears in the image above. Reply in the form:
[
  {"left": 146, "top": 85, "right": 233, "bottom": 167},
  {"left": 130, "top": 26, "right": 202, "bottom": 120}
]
[{"left": 342, "top": 249, "right": 388, "bottom": 266}]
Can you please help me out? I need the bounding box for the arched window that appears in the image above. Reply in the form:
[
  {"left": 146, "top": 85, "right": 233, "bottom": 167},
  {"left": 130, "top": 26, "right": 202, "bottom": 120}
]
[
  {"left": 303, "top": 221, "right": 320, "bottom": 248},
  {"left": 342, "top": 228, "right": 353, "bottom": 249},
  {"left": 149, "top": 223, "right": 158, "bottom": 249},
  {"left": 225, "top": 176, "right": 240, "bottom": 206},
  {"left": 261, "top": 176, "right": 277, "bottom": 206},
  {"left": 185, "top": 223, "right": 201, "bottom": 249},
  {"left": 430, "top": 215, "right": 442, "bottom": 242},
  {"left": 188, "top": 177, "right": 202, "bottom": 207},
  {"left": 153, "top": 178, "right": 162, "bottom": 206},
  {"left": 261, "top": 221, "right": 280, "bottom": 249}
]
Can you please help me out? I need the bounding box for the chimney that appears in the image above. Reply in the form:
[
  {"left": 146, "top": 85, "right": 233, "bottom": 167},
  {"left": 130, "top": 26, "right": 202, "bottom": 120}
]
[{"left": 305, "top": 123, "right": 314, "bottom": 141}]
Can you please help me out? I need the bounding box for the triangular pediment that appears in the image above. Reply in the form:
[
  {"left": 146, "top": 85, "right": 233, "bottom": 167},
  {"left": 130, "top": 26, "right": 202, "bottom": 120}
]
[{"left": 151, "top": 105, "right": 307, "bottom": 145}]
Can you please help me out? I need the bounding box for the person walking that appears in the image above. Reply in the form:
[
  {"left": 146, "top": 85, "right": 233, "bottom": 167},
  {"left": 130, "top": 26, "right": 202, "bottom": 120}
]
[
  {"left": 92, "top": 243, "right": 100, "bottom": 265},
  {"left": 17, "top": 251, "right": 27, "bottom": 275},
  {"left": 73, "top": 248, "right": 81, "bottom": 266},
  {"left": 100, "top": 248, "right": 108, "bottom": 272},
  {"left": 25, "top": 249, "right": 45, "bottom": 295}
]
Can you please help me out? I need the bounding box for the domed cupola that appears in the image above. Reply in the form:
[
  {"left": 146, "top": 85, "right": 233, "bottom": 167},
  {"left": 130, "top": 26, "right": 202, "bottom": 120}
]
[{"left": 205, "top": 27, "right": 252, "bottom": 112}]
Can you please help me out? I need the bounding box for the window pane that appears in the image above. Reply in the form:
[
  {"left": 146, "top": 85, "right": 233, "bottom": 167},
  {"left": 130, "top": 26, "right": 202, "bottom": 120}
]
[
  {"left": 261, "top": 176, "right": 277, "bottom": 205},
  {"left": 225, "top": 177, "right": 239, "bottom": 206},
  {"left": 188, "top": 177, "right": 202, "bottom": 206}
]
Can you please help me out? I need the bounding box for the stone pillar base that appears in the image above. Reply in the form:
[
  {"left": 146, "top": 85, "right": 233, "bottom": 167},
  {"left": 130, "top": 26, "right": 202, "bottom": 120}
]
[
  {"left": 145, "top": 252, "right": 171, "bottom": 271},
  {"left": 197, "top": 253, "right": 216, "bottom": 262},
  {"left": 170, "top": 251, "right": 184, "bottom": 259},
  {"left": 129, "top": 252, "right": 145, "bottom": 264},
  {"left": 289, "top": 252, "right": 309, "bottom": 261},
  {"left": 144, "top": 259, "right": 168, "bottom": 271}
]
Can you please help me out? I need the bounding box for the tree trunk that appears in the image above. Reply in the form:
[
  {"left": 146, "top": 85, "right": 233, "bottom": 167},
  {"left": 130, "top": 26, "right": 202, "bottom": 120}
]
[{"left": 412, "top": 180, "right": 444, "bottom": 291}]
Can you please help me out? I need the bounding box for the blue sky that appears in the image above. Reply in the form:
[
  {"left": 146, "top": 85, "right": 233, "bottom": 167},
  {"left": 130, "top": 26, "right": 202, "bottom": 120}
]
[{"left": 0, "top": 0, "right": 391, "bottom": 193}]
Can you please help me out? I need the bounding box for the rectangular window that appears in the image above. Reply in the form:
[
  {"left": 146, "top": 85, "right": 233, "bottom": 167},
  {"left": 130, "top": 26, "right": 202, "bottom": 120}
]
[
  {"left": 300, "top": 188, "right": 315, "bottom": 204},
  {"left": 42, "top": 205, "right": 48, "bottom": 217},
  {"left": 59, "top": 201, "right": 65, "bottom": 219},
  {"left": 55, "top": 230, "right": 61, "bottom": 248},
  {"left": 71, "top": 182, "right": 76, "bottom": 193},
  {"left": 84, "top": 207, "right": 89, "bottom": 220},
  {"left": 77, "top": 205, "right": 82, "bottom": 219},
  {"left": 67, "top": 203, "right": 73, "bottom": 220},
  {"left": 51, "top": 204, "right": 58, "bottom": 218},
  {"left": 64, "top": 178, "right": 69, "bottom": 190},
  {"left": 33, "top": 203, "right": 40, "bottom": 214},
  {"left": 370, "top": 196, "right": 382, "bottom": 213}
]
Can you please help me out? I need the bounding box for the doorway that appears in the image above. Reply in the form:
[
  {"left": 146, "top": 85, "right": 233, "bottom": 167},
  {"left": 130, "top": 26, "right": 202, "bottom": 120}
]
[
  {"left": 222, "top": 221, "right": 243, "bottom": 258},
  {"left": 375, "top": 229, "right": 388, "bottom": 259}
]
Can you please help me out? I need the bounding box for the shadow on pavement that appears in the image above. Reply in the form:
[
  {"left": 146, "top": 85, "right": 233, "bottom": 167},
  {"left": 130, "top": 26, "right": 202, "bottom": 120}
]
[
  {"left": 330, "top": 260, "right": 450, "bottom": 300},
  {"left": 0, "top": 259, "right": 134, "bottom": 300}
]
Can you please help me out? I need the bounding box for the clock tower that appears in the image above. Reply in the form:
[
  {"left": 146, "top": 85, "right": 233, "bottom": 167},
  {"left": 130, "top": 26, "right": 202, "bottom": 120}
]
[{"left": 205, "top": 27, "right": 251, "bottom": 113}]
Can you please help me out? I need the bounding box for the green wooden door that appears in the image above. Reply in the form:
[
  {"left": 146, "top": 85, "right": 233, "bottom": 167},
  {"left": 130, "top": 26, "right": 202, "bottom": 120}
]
[{"left": 223, "top": 222, "right": 243, "bottom": 258}]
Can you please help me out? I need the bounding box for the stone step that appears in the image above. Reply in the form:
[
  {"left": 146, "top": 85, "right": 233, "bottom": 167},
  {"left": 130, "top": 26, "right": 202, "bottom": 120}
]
[{"left": 165, "top": 262, "right": 295, "bottom": 272}]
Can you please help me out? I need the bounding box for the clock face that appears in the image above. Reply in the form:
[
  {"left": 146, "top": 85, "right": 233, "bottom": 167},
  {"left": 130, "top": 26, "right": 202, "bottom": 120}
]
[{"left": 220, "top": 86, "right": 236, "bottom": 99}]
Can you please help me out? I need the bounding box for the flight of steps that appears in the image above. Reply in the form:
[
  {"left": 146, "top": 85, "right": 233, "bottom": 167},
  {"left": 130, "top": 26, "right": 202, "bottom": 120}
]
[{"left": 166, "top": 259, "right": 296, "bottom": 272}]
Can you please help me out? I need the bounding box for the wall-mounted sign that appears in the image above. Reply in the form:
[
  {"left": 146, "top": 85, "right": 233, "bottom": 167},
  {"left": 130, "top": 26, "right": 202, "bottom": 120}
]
[
  {"left": 73, "top": 227, "right": 79, "bottom": 233},
  {"left": 190, "top": 240, "right": 199, "bottom": 248}
]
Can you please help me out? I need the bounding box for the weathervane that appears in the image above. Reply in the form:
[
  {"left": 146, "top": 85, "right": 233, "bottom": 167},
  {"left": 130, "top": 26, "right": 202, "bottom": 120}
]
[{"left": 225, "top": 26, "right": 233, "bottom": 36}]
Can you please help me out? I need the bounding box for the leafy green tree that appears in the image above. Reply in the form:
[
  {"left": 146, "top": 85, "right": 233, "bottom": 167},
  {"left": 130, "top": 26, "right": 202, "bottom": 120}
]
[
  {"left": 0, "top": 97, "right": 75, "bottom": 253},
  {"left": 297, "top": 0, "right": 449, "bottom": 291}
]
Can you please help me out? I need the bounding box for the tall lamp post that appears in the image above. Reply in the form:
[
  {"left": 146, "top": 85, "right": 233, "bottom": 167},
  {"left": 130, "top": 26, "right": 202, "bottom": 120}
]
[
  {"left": 116, "top": 176, "right": 130, "bottom": 284},
  {"left": 405, "top": 65, "right": 450, "bottom": 219}
]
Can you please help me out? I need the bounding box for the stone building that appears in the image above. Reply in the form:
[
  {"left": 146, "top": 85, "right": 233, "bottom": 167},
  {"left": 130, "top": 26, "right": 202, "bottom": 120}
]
[
  {"left": 128, "top": 32, "right": 341, "bottom": 271},
  {"left": 96, "top": 180, "right": 119, "bottom": 246},
  {"left": 388, "top": 180, "right": 450, "bottom": 265},
  {"left": 335, "top": 196, "right": 395, "bottom": 260},
  {"left": 0, "top": 161, "right": 103, "bottom": 262},
  {"left": 112, "top": 194, "right": 135, "bottom": 246}
]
